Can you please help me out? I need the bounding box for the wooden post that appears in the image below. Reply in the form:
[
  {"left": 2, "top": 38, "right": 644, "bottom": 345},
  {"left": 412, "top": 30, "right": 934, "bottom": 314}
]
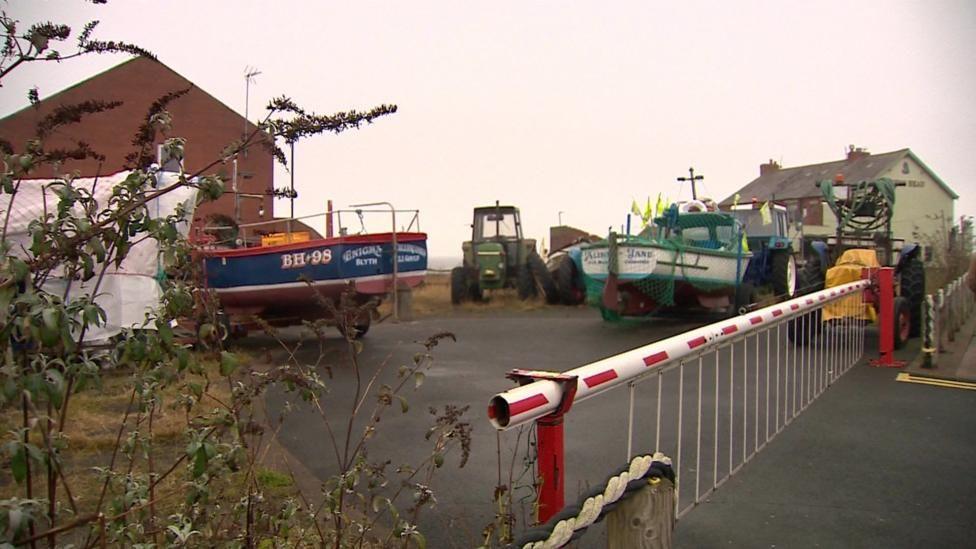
[{"left": 607, "top": 478, "right": 675, "bottom": 549}]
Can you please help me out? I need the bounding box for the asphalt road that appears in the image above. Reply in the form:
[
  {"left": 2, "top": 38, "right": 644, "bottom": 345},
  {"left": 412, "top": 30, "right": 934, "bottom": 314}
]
[
  {"left": 243, "top": 308, "right": 976, "bottom": 548},
  {"left": 244, "top": 307, "right": 711, "bottom": 547}
]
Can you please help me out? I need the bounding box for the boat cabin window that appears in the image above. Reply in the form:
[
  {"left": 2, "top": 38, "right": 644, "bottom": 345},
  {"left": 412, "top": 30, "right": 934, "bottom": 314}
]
[{"left": 475, "top": 211, "right": 518, "bottom": 240}]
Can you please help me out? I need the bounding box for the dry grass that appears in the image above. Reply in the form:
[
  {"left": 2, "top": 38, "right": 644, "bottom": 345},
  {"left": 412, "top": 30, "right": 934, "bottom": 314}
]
[
  {"left": 379, "top": 272, "right": 554, "bottom": 318},
  {"left": 0, "top": 357, "right": 259, "bottom": 542}
]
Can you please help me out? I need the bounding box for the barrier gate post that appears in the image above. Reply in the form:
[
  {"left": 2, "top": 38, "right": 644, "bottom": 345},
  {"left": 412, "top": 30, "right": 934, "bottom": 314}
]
[
  {"left": 505, "top": 370, "right": 578, "bottom": 524},
  {"left": 871, "top": 266, "right": 905, "bottom": 367}
]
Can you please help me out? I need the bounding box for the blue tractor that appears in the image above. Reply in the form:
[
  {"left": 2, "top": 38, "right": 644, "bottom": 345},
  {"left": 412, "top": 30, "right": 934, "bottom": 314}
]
[{"left": 727, "top": 202, "right": 798, "bottom": 301}]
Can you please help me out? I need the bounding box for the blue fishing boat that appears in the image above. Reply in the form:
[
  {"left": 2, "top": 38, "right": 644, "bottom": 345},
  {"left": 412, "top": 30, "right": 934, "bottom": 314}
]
[{"left": 201, "top": 229, "right": 427, "bottom": 336}]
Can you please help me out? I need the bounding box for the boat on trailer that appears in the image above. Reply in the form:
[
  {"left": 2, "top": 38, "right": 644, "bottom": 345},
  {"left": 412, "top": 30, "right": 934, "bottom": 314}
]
[
  {"left": 578, "top": 200, "right": 752, "bottom": 319},
  {"left": 198, "top": 208, "right": 427, "bottom": 337}
]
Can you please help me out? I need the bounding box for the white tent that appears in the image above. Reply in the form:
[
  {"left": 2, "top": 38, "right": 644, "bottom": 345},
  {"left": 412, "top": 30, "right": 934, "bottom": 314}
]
[{"left": 1, "top": 170, "right": 199, "bottom": 341}]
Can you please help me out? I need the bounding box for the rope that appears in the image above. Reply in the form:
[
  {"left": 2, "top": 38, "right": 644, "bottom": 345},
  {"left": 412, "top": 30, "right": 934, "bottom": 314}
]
[{"left": 507, "top": 453, "right": 675, "bottom": 549}]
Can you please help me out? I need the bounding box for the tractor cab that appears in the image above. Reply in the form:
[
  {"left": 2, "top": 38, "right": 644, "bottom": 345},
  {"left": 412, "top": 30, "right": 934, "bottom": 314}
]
[
  {"left": 727, "top": 202, "right": 798, "bottom": 299},
  {"left": 468, "top": 204, "right": 526, "bottom": 289},
  {"left": 453, "top": 202, "right": 555, "bottom": 303}
]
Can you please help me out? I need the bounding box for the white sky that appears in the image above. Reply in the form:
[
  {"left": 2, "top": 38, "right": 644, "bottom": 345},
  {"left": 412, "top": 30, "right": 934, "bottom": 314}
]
[{"left": 2, "top": 0, "right": 975, "bottom": 258}]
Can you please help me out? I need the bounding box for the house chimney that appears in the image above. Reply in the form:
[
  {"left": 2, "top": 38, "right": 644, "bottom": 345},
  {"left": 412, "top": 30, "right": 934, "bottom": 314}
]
[
  {"left": 760, "top": 159, "right": 780, "bottom": 176},
  {"left": 846, "top": 144, "right": 869, "bottom": 162}
]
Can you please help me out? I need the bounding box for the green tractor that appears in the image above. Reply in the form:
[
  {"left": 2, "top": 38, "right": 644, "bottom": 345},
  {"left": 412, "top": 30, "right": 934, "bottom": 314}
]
[{"left": 451, "top": 203, "right": 557, "bottom": 303}]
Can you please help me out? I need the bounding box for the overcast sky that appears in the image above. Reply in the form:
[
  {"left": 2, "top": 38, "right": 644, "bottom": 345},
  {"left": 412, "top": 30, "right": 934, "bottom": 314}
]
[{"left": 3, "top": 0, "right": 974, "bottom": 259}]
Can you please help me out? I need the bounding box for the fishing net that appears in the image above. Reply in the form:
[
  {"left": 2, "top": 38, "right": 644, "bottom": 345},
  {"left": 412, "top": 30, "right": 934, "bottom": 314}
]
[{"left": 582, "top": 208, "right": 749, "bottom": 319}]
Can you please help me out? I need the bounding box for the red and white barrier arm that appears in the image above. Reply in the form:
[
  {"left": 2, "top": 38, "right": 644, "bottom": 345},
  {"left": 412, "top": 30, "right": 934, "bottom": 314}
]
[{"left": 488, "top": 280, "right": 870, "bottom": 430}]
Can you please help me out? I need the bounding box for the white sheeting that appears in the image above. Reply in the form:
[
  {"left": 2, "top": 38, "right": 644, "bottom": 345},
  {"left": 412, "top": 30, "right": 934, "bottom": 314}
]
[{"left": 1, "top": 170, "right": 199, "bottom": 340}]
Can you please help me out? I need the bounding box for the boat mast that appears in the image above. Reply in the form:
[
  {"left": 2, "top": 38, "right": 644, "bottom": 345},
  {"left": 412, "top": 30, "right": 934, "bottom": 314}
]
[{"left": 677, "top": 167, "right": 704, "bottom": 201}]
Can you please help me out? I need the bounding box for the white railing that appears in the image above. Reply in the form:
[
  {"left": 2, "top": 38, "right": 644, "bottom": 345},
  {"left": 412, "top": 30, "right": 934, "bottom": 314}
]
[
  {"left": 490, "top": 279, "right": 871, "bottom": 532},
  {"left": 923, "top": 273, "right": 975, "bottom": 366}
]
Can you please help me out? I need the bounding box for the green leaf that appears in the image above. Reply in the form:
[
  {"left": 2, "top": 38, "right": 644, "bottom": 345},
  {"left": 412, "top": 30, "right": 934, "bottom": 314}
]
[
  {"left": 192, "top": 446, "right": 208, "bottom": 478},
  {"left": 10, "top": 447, "right": 27, "bottom": 483},
  {"left": 413, "top": 372, "right": 425, "bottom": 389},
  {"left": 176, "top": 348, "right": 190, "bottom": 371},
  {"left": 220, "top": 351, "right": 239, "bottom": 376},
  {"left": 45, "top": 369, "right": 65, "bottom": 409},
  {"left": 198, "top": 323, "right": 215, "bottom": 341},
  {"left": 433, "top": 453, "right": 444, "bottom": 468},
  {"left": 156, "top": 319, "right": 173, "bottom": 347},
  {"left": 42, "top": 307, "right": 59, "bottom": 331},
  {"left": 397, "top": 395, "right": 409, "bottom": 414}
]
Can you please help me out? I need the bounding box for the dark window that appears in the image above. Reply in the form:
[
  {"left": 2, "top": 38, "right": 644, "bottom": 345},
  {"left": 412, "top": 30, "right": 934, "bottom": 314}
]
[{"left": 924, "top": 246, "right": 933, "bottom": 262}]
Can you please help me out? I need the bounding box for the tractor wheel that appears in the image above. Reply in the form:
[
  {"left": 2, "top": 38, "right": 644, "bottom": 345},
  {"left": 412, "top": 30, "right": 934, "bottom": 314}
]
[
  {"left": 772, "top": 252, "right": 798, "bottom": 299},
  {"left": 554, "top": 255, "right": 585, "bottom": 305},
  {"left": 469, "top": 278, "right": 484, "bottom": 302},
  {"left": 734, "top": 282, "right": 757, "bottom": 314},
  {"left": 450, "top": 267, "right": 467, "bottom": 305},
  {"left": 797, "top": 255, "right": 825, "bottom": 295},
  {"left": 516, "top": 263, "right": 537, "bottom": 300},
  {"left": 893, "top": 296, "right": 911, "bottom": 350},
  {"left": 787, "top": 308, "right": 822, "bottom": 346},
  {"left": 529, "top": 252, "right": 559, "bottom": 304},
  {"left": 899, "top": 256, "right": 925, "bottom": 337}
]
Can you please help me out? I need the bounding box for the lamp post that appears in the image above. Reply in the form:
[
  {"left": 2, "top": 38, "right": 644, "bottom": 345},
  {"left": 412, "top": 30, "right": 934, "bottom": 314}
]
[{"left": 350, "top": 201, "right": 399, "bottom": 321}]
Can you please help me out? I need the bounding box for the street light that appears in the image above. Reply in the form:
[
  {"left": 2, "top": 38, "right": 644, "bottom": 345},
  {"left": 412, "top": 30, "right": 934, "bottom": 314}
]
[{"left": 349, "top": 201, "right": 399, "bottom": 321}]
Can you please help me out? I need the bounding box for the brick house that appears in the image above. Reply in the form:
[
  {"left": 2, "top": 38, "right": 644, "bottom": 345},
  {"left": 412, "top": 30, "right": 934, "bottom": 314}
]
[
  {"left": 721, "top": 146, "right": 958, "bottom": 260},
  {"left": 0, "top": 56, "right": 318, "bottom": 241}
]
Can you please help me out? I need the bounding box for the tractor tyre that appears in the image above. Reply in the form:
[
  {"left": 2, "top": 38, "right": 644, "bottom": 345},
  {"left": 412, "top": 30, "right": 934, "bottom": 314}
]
[
  {"left": 469, "top": 278, "right": 484, "bottom": 302},
  {"left": 516, "top": 263, "right": 537, "bottom": 300},
  {"left": 734, "top": 282, "right": 757, "bottom": 315},
  {"left": 899, "top": 256, "right": 925, "bottom": 337},
  {"left": 893, "top": 296, "right": 911, "bottom": 350},
  {"left": 797, "top": 255, "right": 825, "bottom": 295},
  {"left": 554, "top": 255, "right": 585, "bottom": 305},
  {"left": 529, "top": 252, "right": 559, "bottom": 304},
  {"left": 772, "top": 252, "right": 798, "bottom": 299},
  {"left": 450, "top": 267, "right": 467, "bottom": 305},
  {"left": 787, "top": 308, "right": 822, "bottom": 347}
]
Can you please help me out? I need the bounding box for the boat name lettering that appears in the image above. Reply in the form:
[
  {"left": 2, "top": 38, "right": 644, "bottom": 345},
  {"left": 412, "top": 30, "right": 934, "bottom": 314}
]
[
  {"left": 342, "top": 245, "right": 384, "bottom": 263},
  {"left": 626, "top": 248, "right": 655, "bottom": 260},
  {"left": 281, "top": 249, "right": 333, "bottom": 269}
]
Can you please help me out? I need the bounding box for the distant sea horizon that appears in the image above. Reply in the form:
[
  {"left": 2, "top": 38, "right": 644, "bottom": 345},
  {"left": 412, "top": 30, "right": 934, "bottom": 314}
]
[{"left": 428, "top": 256, "right": 461, "bottom": 271}]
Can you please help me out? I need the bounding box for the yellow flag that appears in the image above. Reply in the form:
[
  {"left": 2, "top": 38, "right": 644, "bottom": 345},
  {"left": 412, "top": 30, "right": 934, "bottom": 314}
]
[
  {"left": 655, "top": 194, "right": 666, "bottom": 218},
  {"left": 740, "top": 232, "right": 750, "bottom": 253},
  {"left": 644, "top": 196, "right": 652, "bottom": 221},
  {"left": 631, "top": 199, "right": 641, "bottom": 217},
  {"left": 733, "top": 193, "right": 741, "bottom": 208},
  {"left": 760, "top": 201, "right": 772, "bottom": 225}
]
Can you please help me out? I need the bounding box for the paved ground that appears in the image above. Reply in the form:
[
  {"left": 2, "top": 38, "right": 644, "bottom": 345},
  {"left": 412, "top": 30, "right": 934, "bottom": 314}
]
[
  {"left": 674, "top": 330, "right": 976, "bottom": 548},
  {"left": 241, "top": 306, "right": 976, "bottom": 548}
]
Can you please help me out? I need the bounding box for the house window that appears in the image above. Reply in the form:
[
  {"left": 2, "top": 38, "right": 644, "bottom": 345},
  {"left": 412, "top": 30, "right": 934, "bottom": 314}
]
[{"left": 902, "top": 161, "right": 910, "bottom": 174}]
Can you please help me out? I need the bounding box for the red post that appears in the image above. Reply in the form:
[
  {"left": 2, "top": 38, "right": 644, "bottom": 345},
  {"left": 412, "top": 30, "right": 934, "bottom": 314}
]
[
  {"left": 871, "top": 266, "right": 905, "bottom": 367},
  {"left": 537, "top": 415, "right": 565, "bottom": 523},
  {"left": 504, "top": 369, "right": 578, "bottom": 524}
]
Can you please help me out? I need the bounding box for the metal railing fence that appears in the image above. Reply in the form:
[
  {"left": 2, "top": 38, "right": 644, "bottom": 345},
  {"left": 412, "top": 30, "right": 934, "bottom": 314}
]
[{"left": 490, "top": 279, "right": 871, "bottom": 532}]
